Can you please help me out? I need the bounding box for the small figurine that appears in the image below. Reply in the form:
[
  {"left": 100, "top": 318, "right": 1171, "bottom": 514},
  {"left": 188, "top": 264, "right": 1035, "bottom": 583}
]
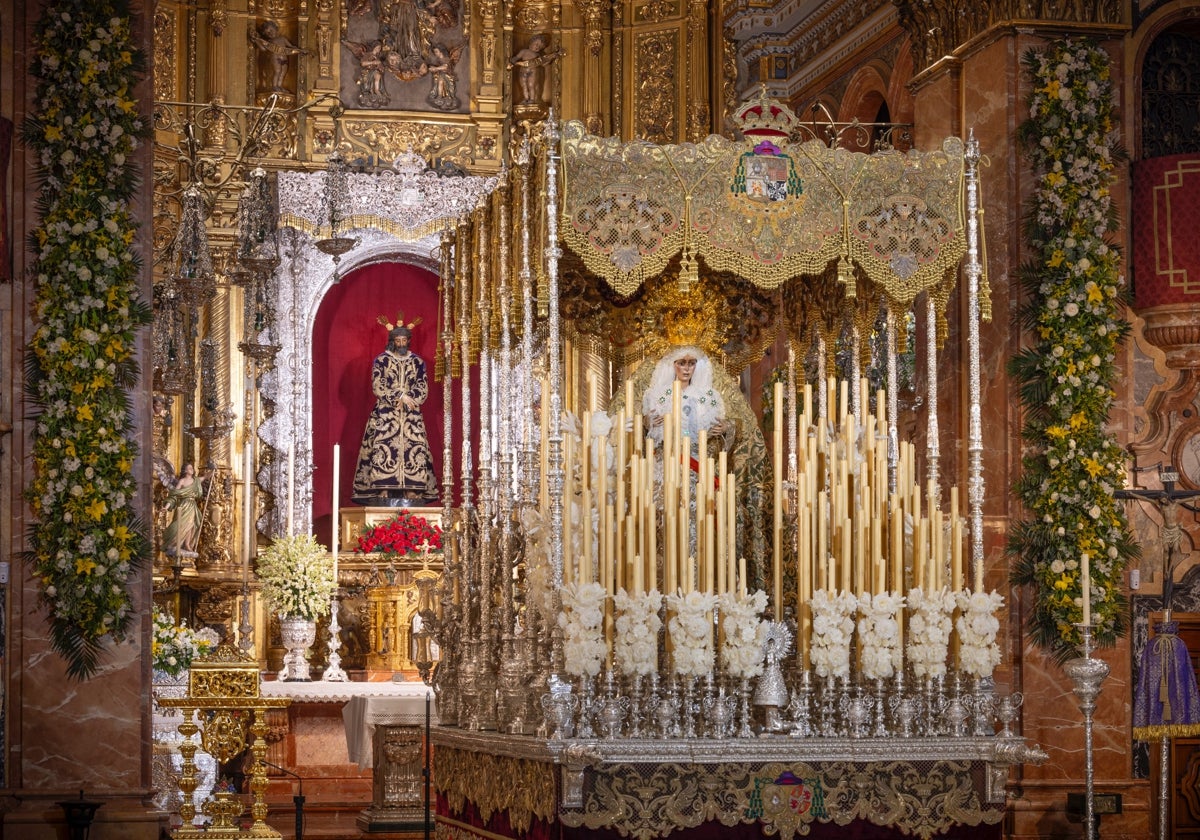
[
  {"left": 507, "top": 34, "right": 564, "bottom": 107},
  {"left": 252, "top": 20, "right": 307, "bottom": 92}
]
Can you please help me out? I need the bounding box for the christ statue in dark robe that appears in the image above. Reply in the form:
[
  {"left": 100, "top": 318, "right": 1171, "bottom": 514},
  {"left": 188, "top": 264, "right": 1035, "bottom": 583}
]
[{"left": 352, "top": 323, "right": 437, "bottom": 506}]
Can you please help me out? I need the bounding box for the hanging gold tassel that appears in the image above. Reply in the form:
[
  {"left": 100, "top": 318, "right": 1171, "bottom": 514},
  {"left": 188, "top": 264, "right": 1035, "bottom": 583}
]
[
  {"left": 679, "top": 247, "right": 699, "bottom": 294},
  {"left": 837, "top": 255, "right": 856, "bottom": 299}
]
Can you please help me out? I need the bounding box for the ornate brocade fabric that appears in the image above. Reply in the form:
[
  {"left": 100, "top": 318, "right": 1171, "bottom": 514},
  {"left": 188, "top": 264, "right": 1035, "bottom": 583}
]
[{"left": 353, "top": 348, "right": 437, "bottom": 501}]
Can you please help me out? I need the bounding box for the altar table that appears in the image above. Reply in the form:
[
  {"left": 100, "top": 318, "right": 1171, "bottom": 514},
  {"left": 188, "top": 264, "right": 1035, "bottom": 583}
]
[{"left": 261, "top": 679, "right": 435, "bottom": 831}]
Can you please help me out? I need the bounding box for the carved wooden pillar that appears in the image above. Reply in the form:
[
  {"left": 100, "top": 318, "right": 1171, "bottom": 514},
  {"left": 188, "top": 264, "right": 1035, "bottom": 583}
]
[
  {"left": 685, "top": 0, "right": 709, "bottom": 142},
  {"left": 313, "top": 0, "right": 336, "bottom": 90},
  {"left": 612, "top": 0, "right": 701, "bottom": 144}
]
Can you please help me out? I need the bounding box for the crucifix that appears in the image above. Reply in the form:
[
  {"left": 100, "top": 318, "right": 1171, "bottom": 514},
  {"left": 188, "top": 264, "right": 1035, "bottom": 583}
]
[
  {"left": 1120, "top": 467, "right": 1200, "bottom": 840},
  {"left": 1116, "top": 465, "right": 1200, "bottom": 611}
]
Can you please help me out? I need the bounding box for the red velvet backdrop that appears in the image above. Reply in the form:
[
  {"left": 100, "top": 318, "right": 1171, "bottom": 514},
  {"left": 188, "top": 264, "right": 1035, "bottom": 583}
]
[
  {"left": 311, "top": 261, "right": 449, "bottom": 547},
  {"left": 1132, "top": 153, "right": 1200, "bottom": 307}
]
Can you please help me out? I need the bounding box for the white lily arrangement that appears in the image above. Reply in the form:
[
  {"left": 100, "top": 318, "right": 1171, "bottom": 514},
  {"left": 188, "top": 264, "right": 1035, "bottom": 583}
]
[
  {"left": 906, "top": 587, "right": 956, "bottom": 679},
  {"left": 809, "top": 589, "right": 858, "bottom": 680},
  {"left": 857, "top": 591, "right": 904, "bottom": 680},
  {"left": 718, "top": 589, "right": 768, "bottom": 679},
  {"left": 613, "top": 588, "right": 662, "bottom": 676},
  {"left": 559, "top": 581, "right": 607, "bottom": 677},
  {"left": 666, "top": 590, "right": 718, "bottom": 677},
  {"left": 955, "top": 589, "right": 1004, "bottom": 678},
  {"left": 256, "top": 534, "right": 336, "bottom": 621}
]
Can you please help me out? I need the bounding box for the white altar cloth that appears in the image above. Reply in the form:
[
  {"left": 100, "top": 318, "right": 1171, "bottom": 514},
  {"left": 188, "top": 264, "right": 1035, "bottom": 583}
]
[{"left": 260, "top": 680, "right": 434, "bottom": 769}]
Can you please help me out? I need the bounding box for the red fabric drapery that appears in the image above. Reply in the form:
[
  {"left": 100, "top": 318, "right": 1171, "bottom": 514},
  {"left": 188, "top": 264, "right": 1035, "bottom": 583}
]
[
  {"left": 1132, "top": 153, "right": 1200, "bottom": 308},
  {"left": 311, "top": 261, "right": 449, "bottom": 547}
]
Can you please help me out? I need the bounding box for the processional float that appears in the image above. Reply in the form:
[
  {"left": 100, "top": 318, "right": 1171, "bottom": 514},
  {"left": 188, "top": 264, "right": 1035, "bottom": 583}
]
[
  {"left": 254, "top": 90, "right": 1048, "bottom": 838},
  {"left": 416, "top": 92, "right": 1047, "bottom": 839}
]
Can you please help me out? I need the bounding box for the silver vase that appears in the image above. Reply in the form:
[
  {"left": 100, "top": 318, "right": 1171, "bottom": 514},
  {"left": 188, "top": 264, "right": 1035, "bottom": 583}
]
[{"left": 279, "top": 616, "right": 317, "bottom": 681}]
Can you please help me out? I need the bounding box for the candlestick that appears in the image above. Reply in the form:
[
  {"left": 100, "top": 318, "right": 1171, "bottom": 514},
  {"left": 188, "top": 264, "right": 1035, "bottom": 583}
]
[
  {"left": 727, "top": 472, "right": 737, "bottom": 593},
  {"left": 1081, "top": 552, "right": 1091, "bottom": 626},
  {"left": 1065, "top": 625, "right": 1109, "bottom": 840},
  {"left": 331, "top": 443, "right": 340, "bottom": 580},
  {"left": 950, "top": 487, "right": 962, "bottom": 592},
  {"left": 323, "top": 447, "right": 347, "bottom": 683}
]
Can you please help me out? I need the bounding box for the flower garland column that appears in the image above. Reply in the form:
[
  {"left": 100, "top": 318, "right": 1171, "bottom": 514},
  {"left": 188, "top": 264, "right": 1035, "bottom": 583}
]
[
  {"left": 22, "top": 1, "right": 151, "bottom": 678},
  {"left": 1010, "top": 39, "right": 1134, "bottom": 657}
]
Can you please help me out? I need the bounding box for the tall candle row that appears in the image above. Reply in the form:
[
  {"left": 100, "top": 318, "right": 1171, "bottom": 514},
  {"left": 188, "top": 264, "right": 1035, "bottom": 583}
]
[
  {"left": 556, "top": 378, "right": 750, "bottom": 601},
  {"left": 545, "top": 374, "right": 979, "bottom": 664},
  {"left": 784, "top": 378, "right": 972, "bottom": 600}
]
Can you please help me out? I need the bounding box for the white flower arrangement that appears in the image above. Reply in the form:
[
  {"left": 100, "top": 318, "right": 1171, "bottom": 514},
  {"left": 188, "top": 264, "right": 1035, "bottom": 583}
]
[
  {"left": 256, "top": 534, "right": 336, "bottom": 621},
  {"left": 857, "top": 591, "right": 904, "bottom": 680},
  {"left": 559, "top": 581, "right": 607, "bottom": 677},
  {"left": 809, "top": 589, "right": 858, "bottom": 680},
  {"left": 906, "top": 587, "right": 956, "bottom": 679},
  {"left": 152, "top": 608, "right": 219, "bottom": 676},
  {"left": 666, "top": 590, "right": 718, "bottom": 677},
  {"left": 955, "top": 589, "right": 1004, "bottom": 678},
  {"left": 718, "top": 589, "right": 768, "bottom": 679},
  {"left": 613, "top": 588, "right": 662, "bottom": 676}
]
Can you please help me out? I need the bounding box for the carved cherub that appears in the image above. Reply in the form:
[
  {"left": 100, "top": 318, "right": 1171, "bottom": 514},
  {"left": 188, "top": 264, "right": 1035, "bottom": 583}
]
[
  {"left": 252, "top": 20, "right": 307, "bottom": 92},
  {"left": 342, "top": 39, "right": 388, "bottom": 96},
  {"left": 426, "top": 42, "right": 465, "bottom": 111},
  {"left": 507, "top": 34, "right": 564, "bottom": 107}
]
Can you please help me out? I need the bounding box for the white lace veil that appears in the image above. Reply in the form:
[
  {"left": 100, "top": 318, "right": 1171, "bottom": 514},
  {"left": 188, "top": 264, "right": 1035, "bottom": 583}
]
[{"left": 641, "top": 346, "right": 725, "bottom": 439}]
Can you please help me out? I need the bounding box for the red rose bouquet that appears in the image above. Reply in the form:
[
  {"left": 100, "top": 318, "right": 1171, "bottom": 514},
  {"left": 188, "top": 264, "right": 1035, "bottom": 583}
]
[{"left": 355, "top": 511, "right": 443, "bottom": 557}]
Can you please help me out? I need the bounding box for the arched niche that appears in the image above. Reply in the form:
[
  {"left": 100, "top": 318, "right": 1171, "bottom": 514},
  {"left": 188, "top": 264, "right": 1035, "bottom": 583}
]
[
  {"left": 258, "top": 228, "right": 443, "bottom": 540},
  {"left": 310, "top": 259, "right": 445, "bottom": 549}
]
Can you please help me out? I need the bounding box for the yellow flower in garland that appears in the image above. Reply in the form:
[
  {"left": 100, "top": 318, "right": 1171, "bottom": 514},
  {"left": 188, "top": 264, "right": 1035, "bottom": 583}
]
[
  {"left": 21, "top": 0, "right": 150, "bottom": 680},
  {"left": 1010, "top": 38, "right": 1135, "bottom": 662}
]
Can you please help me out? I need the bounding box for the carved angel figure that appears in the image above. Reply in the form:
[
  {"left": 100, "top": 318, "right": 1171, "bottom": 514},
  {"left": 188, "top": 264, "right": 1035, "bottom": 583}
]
[
  {"left": 383, "top": 47, "right": 430, "bottom": 82},
  {"left": 507, "top": 34, "right": 564, "bottom": 107},
  {"left": 163, "top": 463, "right": 208, "bottom": 557},
  {"left": 252, "top": 20, "right": 307, "bottom": 92},
  {"left": 343, "top": 39, "right": 388, "bottom": 101},
  {"left": 426, "top": 42, "right": 464, "bottom": 111}
]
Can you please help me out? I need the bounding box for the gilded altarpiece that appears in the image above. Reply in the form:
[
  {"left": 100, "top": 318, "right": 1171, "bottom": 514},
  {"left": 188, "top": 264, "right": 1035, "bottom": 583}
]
[{"left": 606, "top": 0, "right": 715, "bottom": 144}]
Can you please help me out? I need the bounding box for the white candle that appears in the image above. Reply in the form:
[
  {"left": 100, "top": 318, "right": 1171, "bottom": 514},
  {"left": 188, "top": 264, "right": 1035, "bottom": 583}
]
[
  {"left": 331, "top": 443, "right": 340, "bottom": 582},
  {"left": 287, "top": 440, "right": 295, "bottom": 537},
  {"left": 1081, "top": 552, "right": 1091, "bottom": 626},
  {"left": 243, "top": 440, "right": 253, "bottom": 584}
]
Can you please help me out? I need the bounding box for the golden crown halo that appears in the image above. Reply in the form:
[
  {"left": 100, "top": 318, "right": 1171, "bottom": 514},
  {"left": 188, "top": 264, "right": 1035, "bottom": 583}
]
[
  {"left": 377, "top": 312, "right": 423, "bottom": 332},
  {"left": 642, "top": 269, "right": 724, "bottom": 361}
]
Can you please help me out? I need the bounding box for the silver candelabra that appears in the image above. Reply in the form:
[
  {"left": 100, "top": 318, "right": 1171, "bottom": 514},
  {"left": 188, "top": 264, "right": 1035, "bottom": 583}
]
[{"left": 1064, "top": 624, "right": 1109, "bottom": 840}]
